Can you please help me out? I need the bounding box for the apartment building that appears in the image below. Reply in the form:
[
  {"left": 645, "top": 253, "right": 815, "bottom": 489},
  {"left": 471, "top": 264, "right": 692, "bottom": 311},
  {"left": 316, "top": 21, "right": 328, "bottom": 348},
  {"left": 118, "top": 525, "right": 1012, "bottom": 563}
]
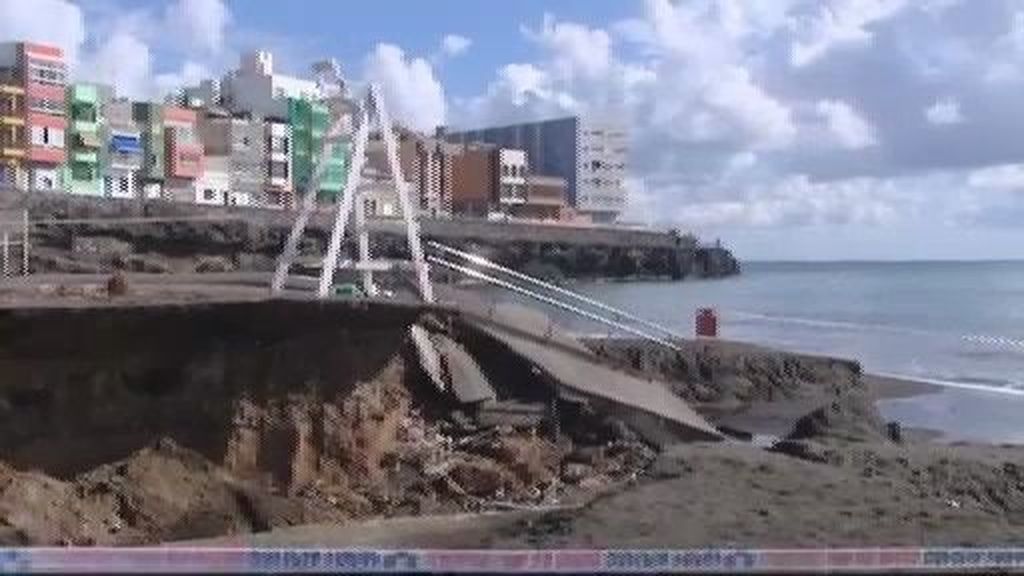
[
  {"left": 0, "top": 42, "right": 68, "bottom": 192},
  {"left": 450, "top": 143, "right": 497, "bottom": 217},
  {"left": 132, "top": 102, "right": 166, "bottom": 199},
  {"left": 100, "top": 99, "right": 143, "bottom": 198},
  {"left": 218, "top": 51, "right": 321, "bottom": 119},
  {"left": 517, "top": 175, "right": 568, "bottom": 221},
  {"left": 497, "top": 149, "right": 527, "bottom": 207},
  {"left": 198, "top": 108, "right": 261, "bottom": 207},
  {"left": 0, "top": 82, "right": 25, "bottom": 189},
  {"left": 396, "top": 130, "right": 456, "bottom": 218},
  {"left": 289, "top": 97, "right": 347, "bottom": 202},
  {"left": 195, "top": 155, "right": 230, "bottom": 206},
  {"left": 65, "top": 83, "right": 102, "bottom": 196},
  {"left": 446, "top": 116, "right": 627, "bottom": 223},
  {"left": 163, "top": 106, "right": 204, "bottom": 202},
  {"left": 264, "top": 118, "right": 292, "bottom": 207}
]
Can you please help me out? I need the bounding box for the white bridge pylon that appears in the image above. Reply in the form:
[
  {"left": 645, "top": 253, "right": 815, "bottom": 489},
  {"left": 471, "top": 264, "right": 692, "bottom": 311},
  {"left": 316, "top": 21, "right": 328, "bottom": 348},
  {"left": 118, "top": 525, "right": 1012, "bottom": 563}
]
[{"left": 270, "top": 84, "right": 434, "bottom": 303}]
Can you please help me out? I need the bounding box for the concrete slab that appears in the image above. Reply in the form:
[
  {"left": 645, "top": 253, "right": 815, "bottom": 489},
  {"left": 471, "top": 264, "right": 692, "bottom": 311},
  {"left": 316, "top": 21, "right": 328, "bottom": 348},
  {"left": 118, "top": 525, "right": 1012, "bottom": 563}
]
[
  {"left": 466, "top": 317, "right": 723, "bottom": 445},
  {"left": 434, "top": 333, "right": 496, "bottom": 405}
]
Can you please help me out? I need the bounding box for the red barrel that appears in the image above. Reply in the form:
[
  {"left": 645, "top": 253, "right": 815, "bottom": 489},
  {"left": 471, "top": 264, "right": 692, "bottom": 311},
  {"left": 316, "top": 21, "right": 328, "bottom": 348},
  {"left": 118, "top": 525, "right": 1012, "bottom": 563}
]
[{"left": 696, "top": 308, "right": 718, "bottom": 338}]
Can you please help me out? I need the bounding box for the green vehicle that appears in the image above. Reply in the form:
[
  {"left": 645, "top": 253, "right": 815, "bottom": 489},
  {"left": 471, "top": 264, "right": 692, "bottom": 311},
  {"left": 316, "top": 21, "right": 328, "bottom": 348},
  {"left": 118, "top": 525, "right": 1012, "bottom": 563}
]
[{"left": 332, "top": 283, "right": 364, "bottom": 298}]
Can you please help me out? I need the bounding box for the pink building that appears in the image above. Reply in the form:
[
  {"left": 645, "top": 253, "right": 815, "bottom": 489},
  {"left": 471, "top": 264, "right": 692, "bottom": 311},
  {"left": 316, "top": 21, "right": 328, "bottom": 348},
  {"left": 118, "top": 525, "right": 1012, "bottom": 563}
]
[
  {"left": 0, "top": 42, "right": 67, "bottom": 190},
  {"left": 163, "top": 106, "right": 204, "bottom": 201}
]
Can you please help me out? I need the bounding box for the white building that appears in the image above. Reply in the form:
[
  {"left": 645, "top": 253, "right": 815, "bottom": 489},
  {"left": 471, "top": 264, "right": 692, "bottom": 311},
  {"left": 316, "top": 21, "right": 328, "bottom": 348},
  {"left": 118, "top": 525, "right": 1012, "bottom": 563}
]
[
  {"left": 265, "top": 119, "right": 292, "bottom": 207},
  {"left": 497, "top": 149, "right": 527, "bottom": 206},
  {"left": 217, "top": 51, "right": 322, "bottom": 119},
  {"left": 195, "top": 156, "right": 230, "bottom": 205}
]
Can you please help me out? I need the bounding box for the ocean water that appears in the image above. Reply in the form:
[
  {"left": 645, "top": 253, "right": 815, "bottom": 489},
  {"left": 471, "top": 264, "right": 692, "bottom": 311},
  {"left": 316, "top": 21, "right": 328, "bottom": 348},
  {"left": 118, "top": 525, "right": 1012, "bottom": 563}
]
[{"left": 482, "top": 261, "right": 1024, "bottom": 443}]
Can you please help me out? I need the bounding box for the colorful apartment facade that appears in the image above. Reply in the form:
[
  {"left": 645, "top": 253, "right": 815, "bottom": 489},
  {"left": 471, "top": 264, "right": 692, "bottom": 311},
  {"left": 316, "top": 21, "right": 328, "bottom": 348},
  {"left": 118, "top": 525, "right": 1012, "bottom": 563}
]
[
  {"left": 0, "top": 82, "right": 25, "bottom": 189},
  {"left": 132, "top": 102, "right": 166, "bottom": 199},
  {"left": 163, "top": 106, "right": 204, "bottom": 202},
  {"left": 65, "top": 83, "right": 102, "bottom": 196},
  {"left": 101, "top": 98, "right": 144, "bottom": 199},
  {"left": 289, "top": 97, "right": 347, "bottom": 202},
  {"left": 0, "top": 42, "right": 68, "bottom": 191}
]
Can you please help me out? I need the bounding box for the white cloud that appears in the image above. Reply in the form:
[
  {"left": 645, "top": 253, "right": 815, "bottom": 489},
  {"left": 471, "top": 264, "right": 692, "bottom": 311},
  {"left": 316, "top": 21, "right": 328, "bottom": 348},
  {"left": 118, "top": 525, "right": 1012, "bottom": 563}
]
[
  {"left": 164, "top": 0, "right": 230, "bottom": 54},
  {"left": 924, "top": 97, "right": 963, "bottom": 125},
  {"left": 704, "top": 65, "right": 796, "bottom": 149},
  {"left": 673, "top": 173, "right": 920, "bottom": 229},
  {"left": 0, "top": 0, "right": 86, "bottom": 65},
  {"left": 789, "top": 0, "right": 908, "bottom": 67},
  {"left": 727, "top": 151, "right": 758, "bottom": 171},
  {"left": 523, "top": 14, "right": 613, "bottom": 81},
  {"left": 967, "top": 163, "right": 1024, "bottom": 190},
  {"left": 984, "top": 10, "right": 1024, "bottom": 84},
  {"left": 82, "top": 32, "right": 153, "bottom": 100},
  {"left": 440, "top": 34, "right": 472, "bottom": 57},
  {"left": 155, "top": 61, "right": 211, "bottom": 97},
  {"left": 363, "top": 43, "right": 446, "bottom": 133},
  {"left": 815, "top": 99, "right": 878, "bottom": 149}
]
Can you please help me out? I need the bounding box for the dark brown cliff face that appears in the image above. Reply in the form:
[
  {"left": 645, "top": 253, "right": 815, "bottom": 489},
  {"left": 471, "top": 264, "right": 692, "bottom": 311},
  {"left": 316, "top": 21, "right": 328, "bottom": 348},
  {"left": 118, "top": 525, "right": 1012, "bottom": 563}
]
[{"left": 0, "top": 300, "right": 423, "bottom": 484}]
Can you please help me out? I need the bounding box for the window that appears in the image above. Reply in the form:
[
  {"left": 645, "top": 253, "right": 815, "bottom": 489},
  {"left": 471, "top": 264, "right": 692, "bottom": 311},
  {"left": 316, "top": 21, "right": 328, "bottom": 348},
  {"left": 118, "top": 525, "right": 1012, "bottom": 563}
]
[
  {"left": 502, "top": 165, "right": 510, "bottom": 176},
  {"left": 71, "top": 102, "right": 96, "bottom": 122},
  {"left": 270, "top": 135, "right": 289, "bottom": 154},
  {"left": 31, "top": 126, "right": 64, "bottom": 148},
  {"left": 27, "top": 61, "right": 66, "bottom": 86},
  {"left": 176, "top": 127, "right": 198, "bottom": 146},
  {"left": 269, "top": 161, "right": 289, "bottom": 179},
  {"left": 70, "top": 162, "right": 93, "bottom": 181},
  {"left": 29, "top": 98, "right": 63, "bottom": 115},
  {"left": 204, "top": 189, "right": 217, "bottom": 201}
]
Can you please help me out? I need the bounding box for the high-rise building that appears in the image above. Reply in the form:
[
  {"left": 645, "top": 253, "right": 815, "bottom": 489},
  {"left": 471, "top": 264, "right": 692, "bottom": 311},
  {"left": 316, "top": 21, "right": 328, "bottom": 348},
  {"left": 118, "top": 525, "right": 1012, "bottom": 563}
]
[
  {"left": 0, "top": 42, "right": 68, "bottom": 192},
  {"left": 446, "top": 116, "right": 627, "bottom": 223}
]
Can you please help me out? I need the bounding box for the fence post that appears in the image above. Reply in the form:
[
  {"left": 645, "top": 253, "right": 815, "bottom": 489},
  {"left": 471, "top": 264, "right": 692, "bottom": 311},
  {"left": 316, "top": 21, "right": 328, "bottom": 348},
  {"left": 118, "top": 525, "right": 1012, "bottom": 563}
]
[
  {"left": 2, "top": 232, "right": 8, "bottom": 276},
  {"left": 21, "top": 209, "right": 28, "bottom": 275}
]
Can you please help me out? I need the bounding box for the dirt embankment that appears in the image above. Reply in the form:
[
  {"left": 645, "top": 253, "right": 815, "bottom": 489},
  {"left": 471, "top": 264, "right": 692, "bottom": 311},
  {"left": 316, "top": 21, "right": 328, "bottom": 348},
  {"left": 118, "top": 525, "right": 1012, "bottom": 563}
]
[{"left": 0, "top": 301, "right": 654, "bottom": 546}]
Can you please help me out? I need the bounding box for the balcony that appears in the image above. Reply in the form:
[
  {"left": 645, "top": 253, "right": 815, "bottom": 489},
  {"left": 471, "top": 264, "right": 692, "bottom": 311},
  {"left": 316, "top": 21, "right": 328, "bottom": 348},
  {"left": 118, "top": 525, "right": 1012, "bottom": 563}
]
[{"left": 72, "top": 150, "right": 98, "bottom": 164}]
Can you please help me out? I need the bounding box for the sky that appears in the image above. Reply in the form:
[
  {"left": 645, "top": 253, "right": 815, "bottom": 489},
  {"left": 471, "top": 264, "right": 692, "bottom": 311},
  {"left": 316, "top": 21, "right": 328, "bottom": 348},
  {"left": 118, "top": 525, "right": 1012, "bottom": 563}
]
[{"left": 2, "top": 0, "right": 1024, "bottom": 261}]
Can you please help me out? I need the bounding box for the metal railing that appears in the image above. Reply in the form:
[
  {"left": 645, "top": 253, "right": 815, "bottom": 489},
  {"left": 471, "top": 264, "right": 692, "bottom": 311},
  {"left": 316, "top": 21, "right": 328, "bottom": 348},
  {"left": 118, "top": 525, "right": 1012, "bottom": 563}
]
[{"left": 425, "top": 241, "right": 685, "bottom": 352}]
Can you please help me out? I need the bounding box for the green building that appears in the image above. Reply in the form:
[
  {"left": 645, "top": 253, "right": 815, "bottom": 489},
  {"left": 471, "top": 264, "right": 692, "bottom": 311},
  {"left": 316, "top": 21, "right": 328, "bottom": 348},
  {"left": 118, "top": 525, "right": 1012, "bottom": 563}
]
[
  {"left": 131, "top": 102, "right": 165, "bottom": 199},
  {"left": 65, "top": 84, "right": 102, "bottom": 196},
  {"left": 289, "top": 98, "right": 347, "bottom": 202}
]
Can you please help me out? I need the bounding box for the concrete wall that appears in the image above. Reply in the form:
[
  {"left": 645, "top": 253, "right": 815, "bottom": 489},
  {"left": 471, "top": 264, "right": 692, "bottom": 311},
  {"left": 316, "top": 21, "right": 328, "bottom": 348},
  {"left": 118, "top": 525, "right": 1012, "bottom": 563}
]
[{"left": 3, "top": 191, "right": 738, "bottom": 280}]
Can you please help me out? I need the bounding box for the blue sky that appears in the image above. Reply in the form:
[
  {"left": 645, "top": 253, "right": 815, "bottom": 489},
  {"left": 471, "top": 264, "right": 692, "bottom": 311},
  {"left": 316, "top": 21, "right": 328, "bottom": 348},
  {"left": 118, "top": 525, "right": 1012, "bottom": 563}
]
[{"left": 4, "top": 0, "right": 1024, "bottom": 261}]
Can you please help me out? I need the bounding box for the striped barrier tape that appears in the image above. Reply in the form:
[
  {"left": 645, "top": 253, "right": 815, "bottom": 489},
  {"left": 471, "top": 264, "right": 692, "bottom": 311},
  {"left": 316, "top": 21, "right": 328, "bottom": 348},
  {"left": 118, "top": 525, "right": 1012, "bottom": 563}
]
[{"left": 1, "top": 547, "right": 1024, "bottom": 573}]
